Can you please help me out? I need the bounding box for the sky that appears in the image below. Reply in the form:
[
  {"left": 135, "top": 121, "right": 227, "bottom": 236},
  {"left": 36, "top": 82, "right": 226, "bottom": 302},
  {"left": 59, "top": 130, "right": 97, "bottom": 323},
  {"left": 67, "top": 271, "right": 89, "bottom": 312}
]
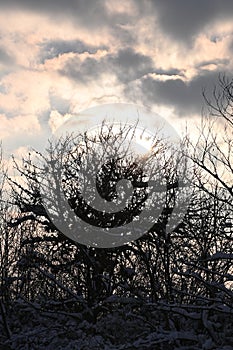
[{"left": 0, "top": 0, "right": 233, "bottom": 158}]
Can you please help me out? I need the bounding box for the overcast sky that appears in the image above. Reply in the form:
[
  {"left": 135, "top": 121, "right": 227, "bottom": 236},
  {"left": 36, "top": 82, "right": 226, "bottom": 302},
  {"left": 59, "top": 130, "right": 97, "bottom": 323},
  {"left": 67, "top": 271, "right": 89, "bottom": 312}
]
[{"left": 0, "top": 0, "right": 233, "bottom": 156}]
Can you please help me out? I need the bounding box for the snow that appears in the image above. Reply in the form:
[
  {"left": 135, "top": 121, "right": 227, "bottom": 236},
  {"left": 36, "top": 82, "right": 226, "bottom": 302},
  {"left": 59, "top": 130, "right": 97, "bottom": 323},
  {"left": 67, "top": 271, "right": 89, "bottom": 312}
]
[{"left": 1, "top": 299, "right": 233, "bottom": 349}]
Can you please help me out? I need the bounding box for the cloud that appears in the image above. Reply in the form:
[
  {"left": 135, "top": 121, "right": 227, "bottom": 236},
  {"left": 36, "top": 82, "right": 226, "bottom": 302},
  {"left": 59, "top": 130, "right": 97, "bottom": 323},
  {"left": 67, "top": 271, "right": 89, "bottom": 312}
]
[
  {"left": 0, "top": 70, "right": 51, "bottom": 117},
  {"left": 59, "top": 47, "right": 154, "bottom": 84},
  {"left": 140, "top": 0, "right": 233, "bottom": 44},
  {"left": 107, "top": 48, "right": 154, "bottom": 83},
  {"left": 0, "top": 0, "right": 232, "bottom": 162},
  {"left": 0, "top": 113, "right": 43, "bottom": 153},
  {"left": 229, "top": 39, "right": 233, "bottom": 53},
  {"left": 59, "top": 55, "right": 102, "bottom": 84},
  {"left": 48, "top": 110, "right": 72, "bottom": 133},
  {"left": 140, "top": 70, "right": 228, "bottom": 116},
  {"left": 0, "top": 1, "right": 99, "bottom": 18},
  {"left": 49, "top": 91, "right": 71, "bottom": 115},
  {"left": 196, "top": 58, "right": 230, "bottom": 70},
  {"left": 0, "top": 47, "right": 14, "bottom": 65},
  {"left": 0, "top": 0, "right": 127, "bottom": 30},
  {"left": 39, "top": 39, "right": 107, "bottom": 63}
]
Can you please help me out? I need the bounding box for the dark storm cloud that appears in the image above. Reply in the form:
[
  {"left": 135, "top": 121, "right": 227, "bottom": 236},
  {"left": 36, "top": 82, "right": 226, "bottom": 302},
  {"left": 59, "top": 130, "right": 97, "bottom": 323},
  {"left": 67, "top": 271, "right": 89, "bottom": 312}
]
[
  {"left": 140, "top": 70, "right": 227, "bottom": 116},
  {"left": 107, "top": 48, "right": 154, "bottom": 83},
  {"left": 59, "top": 48, "right": 154, "bottom": 84},
  {"left": 137, "top": 0, "right": 233, "bottom": 43},
  {"left": 3, "top": 1, "right": 232, "bottom": 46},
  {"left": 0, "top": 0, "right": 103, "bottom": 19},
  {"left": 39, "top": 39, "right": 106, "bottom": 63},
  {"left": 0, "top": 0, "right": 130, "bottom": 29},
  {"left": 60, "top": 56, "right": 102, "bottom": 84},
  {"left": 111, "top": 25, "right": 136, "bottom": 48}
]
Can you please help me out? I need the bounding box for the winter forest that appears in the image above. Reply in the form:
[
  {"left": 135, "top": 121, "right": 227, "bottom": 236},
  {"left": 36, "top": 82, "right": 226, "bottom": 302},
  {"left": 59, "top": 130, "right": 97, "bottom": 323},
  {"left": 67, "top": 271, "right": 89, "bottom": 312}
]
[{"left": 0, "top": 77, "right": 232, "bottom": 349}]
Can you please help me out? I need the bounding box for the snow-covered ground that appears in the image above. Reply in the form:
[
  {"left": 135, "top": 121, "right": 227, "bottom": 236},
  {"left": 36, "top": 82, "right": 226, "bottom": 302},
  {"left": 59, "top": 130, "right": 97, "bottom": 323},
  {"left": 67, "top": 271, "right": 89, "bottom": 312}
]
[{"left": 1, "top": 299, "right": 233, "bottom": 349}]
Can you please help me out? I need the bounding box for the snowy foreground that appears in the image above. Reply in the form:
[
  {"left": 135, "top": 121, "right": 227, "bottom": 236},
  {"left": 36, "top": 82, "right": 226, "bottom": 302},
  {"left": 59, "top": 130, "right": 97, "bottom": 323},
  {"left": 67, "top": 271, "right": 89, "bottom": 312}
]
[{"left": 0, "top": 298, "right": 233, "bottom": 349}]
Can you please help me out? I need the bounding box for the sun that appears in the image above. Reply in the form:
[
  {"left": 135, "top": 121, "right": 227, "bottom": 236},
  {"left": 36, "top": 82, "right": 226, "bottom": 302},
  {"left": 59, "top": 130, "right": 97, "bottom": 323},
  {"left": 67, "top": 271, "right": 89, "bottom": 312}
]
[{"left": 53, "top": 103, "right": 180, "bottom": 155}]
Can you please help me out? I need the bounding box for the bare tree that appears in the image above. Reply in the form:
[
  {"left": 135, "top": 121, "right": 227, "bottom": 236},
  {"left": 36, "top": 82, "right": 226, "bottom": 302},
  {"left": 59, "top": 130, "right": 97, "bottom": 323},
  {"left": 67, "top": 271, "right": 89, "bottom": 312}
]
[
  {"left": 1, "top": 91, "right": 233, "bottom": 347},
  {"left": 189, "top": 75, "right": 233, "bottom": 203},
  {"left": 6, "top": 121, "right": 189, "bottom": 306}
]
